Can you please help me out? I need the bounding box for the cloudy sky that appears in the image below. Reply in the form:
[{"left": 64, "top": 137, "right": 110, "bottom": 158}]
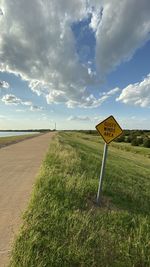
[{"left": 0, "top": 0, "right": 150, "bottom": 130}]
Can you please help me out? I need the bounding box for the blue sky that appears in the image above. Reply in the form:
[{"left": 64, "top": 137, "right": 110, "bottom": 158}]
[{"left": 0, "top": 0, "right": 150, "bottom": 130}]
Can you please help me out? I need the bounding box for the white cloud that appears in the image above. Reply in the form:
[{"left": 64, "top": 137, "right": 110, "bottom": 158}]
[
  {"left": 0, "top": 80, "right": 10, "bottom": 89},
  {"left": 116, "top": 73, "right": 150, "bottom": 107},
  {"left": 67, "top": 115, "right": 91, "bottom": 121},
  {"left": 89, "top": 5, "right": 102, "bottom": 32},
  {"left": 104, "top": 87, "right": 120, "bottom": 96},
  {"left": 0, "top": 0, "right": 150, "bottom": 107},
  {"left": 23, "top": 101, "right": 32, "bottom": 106},
  {"left": 1, "top": 94, "right": 44, "bottom": 112},
  {"left": 45, "top": 87, "right": 119, "bottom": 108},
  {"left": 1, "top": 94, "right": 33, "bottom": 106},
  {"left": 0, "top": 0, "right": 91, "bottom": 106},
  {"left": 95, "top": 0, "right": 150, "bottom": 76},
  {"left": 30, "top": 105, "right": 44, "bottom": 112},
  {"left": 2, "top": 94, "right": 21, "bottom": 105},
  {"left": 66, "top": 87, "right": 120, "bottom": 108},
  {"left": 67, "top": 114, "right": 105, "bottom": 123},
  {"left": 46, "top": 90, "right": 67, "bottom": 104}
]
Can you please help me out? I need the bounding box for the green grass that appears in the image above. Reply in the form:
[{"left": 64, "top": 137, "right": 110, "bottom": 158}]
[
  {"left": 112, "top": 141, "right": 150, "bottom": 158},
  {"left": 0, "top": 134, "right": 40, "bottom": 148},
  {"left": 9, "top": 132, "right": 150, "bottom": 267}
]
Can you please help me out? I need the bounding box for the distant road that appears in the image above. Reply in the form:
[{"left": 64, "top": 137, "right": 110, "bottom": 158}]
[{"left": 0, "top": 132, "right": 55, "bottom": 267}]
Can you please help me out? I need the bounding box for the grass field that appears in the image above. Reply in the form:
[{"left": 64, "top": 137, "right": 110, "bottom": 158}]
[
  {"left": 9, "top": 132, "right": 150, "bottom": 267},
  {"left": 112, "top": 141, "right": 150, "bottom": 158},
  {"left": 0, "top": 134, "right": 40, "bottom": 148}
]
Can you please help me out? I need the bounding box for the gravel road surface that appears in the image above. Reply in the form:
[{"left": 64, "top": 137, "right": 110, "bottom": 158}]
[{"left": 0, "top": 133, "right": 54, "bottom": 266}]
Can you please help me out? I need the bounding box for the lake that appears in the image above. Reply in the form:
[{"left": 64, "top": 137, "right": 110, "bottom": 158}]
[{"left": 0, "top": 132, "right": 39, "bottom": 137}]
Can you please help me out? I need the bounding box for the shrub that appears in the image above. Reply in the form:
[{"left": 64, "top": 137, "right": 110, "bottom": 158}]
[
  {"left": 143, "top": 138, "right": 150, "bottom": 148},
  {"left": 116, "top": 134, "right": 125, "bottom": 142},
  {"left": 127, "top": 134, "right": 137, "bottom": 143},
  {"left": 126, "top": 135, "right": 132, "bottom": 143},
  {"left": 137, "top": 137, "right": 143, "bottom": 145},
  {"left": 131, "top": 138, "right": 139, "bottom": 146}
]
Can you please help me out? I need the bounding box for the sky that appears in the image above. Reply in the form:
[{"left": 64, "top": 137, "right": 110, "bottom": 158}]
[{"left": 0, "top": 0, "right": 150, "bottom": 130}]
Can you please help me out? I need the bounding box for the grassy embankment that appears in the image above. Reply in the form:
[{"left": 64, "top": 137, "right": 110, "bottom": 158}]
[
  {"left": 0, "top": 134, "right": 40, "bottom": 148},
  {"left": 9, "top": 132, "right": 150, "bottom": 267}
]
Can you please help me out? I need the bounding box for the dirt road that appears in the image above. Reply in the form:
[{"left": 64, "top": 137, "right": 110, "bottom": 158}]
[{"left": 0, "top": 133, "right": 54, "bottom": 266}]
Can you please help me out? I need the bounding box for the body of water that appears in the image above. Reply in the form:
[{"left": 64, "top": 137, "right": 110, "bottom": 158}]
[{"left": 0, "top": 132, "right": 39, "bottom": 137}]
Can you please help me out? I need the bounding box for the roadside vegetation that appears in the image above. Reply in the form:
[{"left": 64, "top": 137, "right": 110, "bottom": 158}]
[
  {"left": 9, "top": 132, "right": 150, "bottom": 267},
  {"left": 115, "top": 130, "right": 150, "bottom": 148},
  {"left": 0, "top": 134, "right": 40, "bottom": 148},
  {"left": 78, "top": 129, "right": 150, "bottom": 148}
]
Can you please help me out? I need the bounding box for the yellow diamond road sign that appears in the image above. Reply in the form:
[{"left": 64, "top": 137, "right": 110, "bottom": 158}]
[{"left": 96, "top": 115, "right": 123, "bottom": 144}]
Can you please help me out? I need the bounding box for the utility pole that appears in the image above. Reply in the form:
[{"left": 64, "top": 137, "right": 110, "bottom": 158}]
[{"left": 55, "top": 122, "right": 56, "bottom": 131}]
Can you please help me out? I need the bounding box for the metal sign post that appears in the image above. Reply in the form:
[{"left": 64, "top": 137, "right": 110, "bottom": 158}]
[
  {"left": 95, "top": 115, "right": 123, "bottom": 206},
  {"left": 97, "top": 143, "right": 108, "bottom": 205}
]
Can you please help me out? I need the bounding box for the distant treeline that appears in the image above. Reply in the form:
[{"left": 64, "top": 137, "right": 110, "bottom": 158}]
[
  {"left": 76, "top": 129, "right": 150, "bottom": 148},
  {"left": 115, "top": 130, "right": 150, "bottom": 148}
]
